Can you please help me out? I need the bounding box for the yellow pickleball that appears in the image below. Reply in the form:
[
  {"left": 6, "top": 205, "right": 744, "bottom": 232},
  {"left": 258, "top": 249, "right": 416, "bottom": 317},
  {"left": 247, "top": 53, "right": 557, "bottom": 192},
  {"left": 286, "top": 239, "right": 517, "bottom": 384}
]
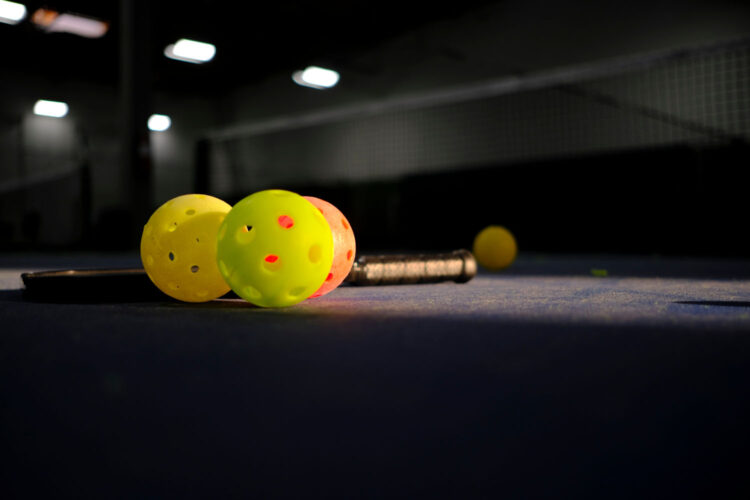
[
  {"left": 472, "top": 225, "right": 518, "bottom": 271},
  {"left": 216, "top": 189, "right": 334, "bottom": 308},
  {"left": 141, "top": 194, "right": 232, "bottom": 302}
]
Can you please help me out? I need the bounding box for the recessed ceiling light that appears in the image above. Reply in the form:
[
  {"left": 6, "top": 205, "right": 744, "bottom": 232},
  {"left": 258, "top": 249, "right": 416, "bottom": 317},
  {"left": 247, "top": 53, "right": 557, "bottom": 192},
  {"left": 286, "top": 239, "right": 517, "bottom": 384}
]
[
  {"left": 292, "top": 66, "right": 340, "bottom": 90},
  {"left": 148, "top": 114, "right": 171, "bottom": 132},
  {"left": 164, "top": 39, "right": 216, "bottom": 64},
  {"left": 0, "top": 0, "right": 27, "bottom": 25},
  {"left": 33, "top": 99, "right": 69, "bottom": 118}
]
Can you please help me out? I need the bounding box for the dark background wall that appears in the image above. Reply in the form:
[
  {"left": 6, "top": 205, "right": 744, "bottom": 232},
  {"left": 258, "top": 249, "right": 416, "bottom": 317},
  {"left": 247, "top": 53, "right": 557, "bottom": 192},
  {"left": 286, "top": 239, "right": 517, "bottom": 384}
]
[{"left": 1, "top": 0, "right": 749, "bottom": 256}]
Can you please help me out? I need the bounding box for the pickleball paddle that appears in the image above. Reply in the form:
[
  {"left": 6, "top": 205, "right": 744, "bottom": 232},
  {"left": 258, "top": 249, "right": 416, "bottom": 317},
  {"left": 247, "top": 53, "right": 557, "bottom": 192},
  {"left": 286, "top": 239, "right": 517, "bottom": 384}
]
[{"left": 21, "top": 249, "right": 477, "bottom": 302}]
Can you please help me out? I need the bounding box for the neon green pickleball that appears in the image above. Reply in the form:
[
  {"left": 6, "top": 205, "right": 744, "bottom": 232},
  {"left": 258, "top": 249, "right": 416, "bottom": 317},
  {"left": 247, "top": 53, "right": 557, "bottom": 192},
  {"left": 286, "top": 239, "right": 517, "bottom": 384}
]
[
  {"left": 216, "top": 189, "right": 334, "bottom": 307},
  {"left": 141, "top": 194, "right": 232, "bottom": 302}
]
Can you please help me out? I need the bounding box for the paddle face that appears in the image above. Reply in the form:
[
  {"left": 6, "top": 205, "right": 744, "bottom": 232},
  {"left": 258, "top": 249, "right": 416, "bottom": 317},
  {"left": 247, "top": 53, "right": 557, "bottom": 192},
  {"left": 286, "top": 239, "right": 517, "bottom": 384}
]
[{"left": 21, "top": 268, "right": 170, "bottom": 303}]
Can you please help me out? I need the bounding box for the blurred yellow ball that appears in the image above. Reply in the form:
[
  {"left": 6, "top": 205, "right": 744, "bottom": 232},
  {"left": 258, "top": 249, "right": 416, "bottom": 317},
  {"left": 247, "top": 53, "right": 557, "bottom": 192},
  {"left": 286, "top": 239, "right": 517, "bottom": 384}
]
[
  {"left": 472, "top": 225, "right": 517, "bottom": 271},
  {"left": 141, "top": 194, "right": 231, "bottom": 302}
]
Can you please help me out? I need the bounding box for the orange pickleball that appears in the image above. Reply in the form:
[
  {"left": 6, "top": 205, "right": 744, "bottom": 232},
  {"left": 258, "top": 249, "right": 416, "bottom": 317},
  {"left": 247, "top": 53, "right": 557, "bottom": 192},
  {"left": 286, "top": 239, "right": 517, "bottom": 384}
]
[{"left": 303, "top": 196, "right": 356, "bottom": 298}]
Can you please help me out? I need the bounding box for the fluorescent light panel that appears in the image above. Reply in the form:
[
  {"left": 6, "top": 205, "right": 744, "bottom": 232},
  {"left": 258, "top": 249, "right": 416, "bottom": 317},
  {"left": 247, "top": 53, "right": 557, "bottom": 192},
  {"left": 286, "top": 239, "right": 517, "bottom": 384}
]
[
  {"left": 34, "top": 99, "right": 68, "bottom": 118},
  {"left": 164, "top": 39, "right": 216, "bottom": 64},
  {"left": 292, "top": 66, "right": 340, "bottom": 89},
  {"left": 148, "top": 114, "right": 171, "bottom": 132},
  {"left": 0, "top": 0, "right": 26, "bottom": 24},
  {"left": 31, "top": 9, "right": 108, "bottom": 38}
]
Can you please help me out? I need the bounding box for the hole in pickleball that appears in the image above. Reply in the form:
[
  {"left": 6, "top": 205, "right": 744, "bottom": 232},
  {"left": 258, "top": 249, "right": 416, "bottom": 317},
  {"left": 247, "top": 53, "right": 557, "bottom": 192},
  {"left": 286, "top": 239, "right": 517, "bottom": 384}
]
[
  {"left": 167, "top": 222, "right": 178, "bottom": 232},
  {"left": 236, "top": 225, "right": 256, "bottom": 244},
  {"left": 278, "top": 215, "right": 294, "bottom": 229},
  {"left": 289, "top": 286, "right": 307, "bottom": 297},
  {"left": 218, "top": 224, "right": 227, "bottom": 241},
  {"left": 342, "top": 218, "right": 349, "bottom": 230},
  {"left": 263, "top": 254, "right": 281, "bottom": 272},
  {"left": 196, "top": 290, "right": 208, "bottom": 298},
  {"left": 243, "top": 286, "right": 262, "bottom": 300},
  {"left": 191, "top": 265, "right": 199, "bottom": 273},
  {"left": 325, "top": 273, "right": 333, "bottom": 282},
  {"left": 309, "top": 245, "right": 322, "bottom": 263},
  {"left": 346, "top": 249, "right": 353, "bottom": 261},
  {"left": 168, "top": 252, "right": 175, "bottom": 261},
  {"left": 186, "top": 209, "right": 196, "bottom": 216},
  {"left": 168, "top": 282, "right": 179, "bottom": 290},
  {"left": 145, "top": 255, "right": 154, "bottom": 266}
]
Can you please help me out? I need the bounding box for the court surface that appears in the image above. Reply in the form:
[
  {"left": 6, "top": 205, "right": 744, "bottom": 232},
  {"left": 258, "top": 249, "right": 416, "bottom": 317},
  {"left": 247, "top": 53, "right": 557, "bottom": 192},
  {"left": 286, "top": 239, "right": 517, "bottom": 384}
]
[{"left": 1, "top": 253, "right": 749, "bottom": 498}]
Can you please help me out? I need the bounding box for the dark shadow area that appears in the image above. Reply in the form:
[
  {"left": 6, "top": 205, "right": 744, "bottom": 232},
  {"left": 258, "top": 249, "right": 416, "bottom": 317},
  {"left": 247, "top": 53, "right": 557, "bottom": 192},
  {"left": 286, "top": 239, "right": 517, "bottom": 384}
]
[
  {"left": 1, "top": 301, "right": 749, "bottom": 499},
  {"left": 237, "top": 142, "right": 750, "bottom": 258}
]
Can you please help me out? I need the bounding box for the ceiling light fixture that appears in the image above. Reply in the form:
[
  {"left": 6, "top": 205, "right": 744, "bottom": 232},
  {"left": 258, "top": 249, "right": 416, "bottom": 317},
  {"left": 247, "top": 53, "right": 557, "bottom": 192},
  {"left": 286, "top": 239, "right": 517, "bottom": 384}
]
[
  {"left": 31, "top": 8, "right": 108, "bottom": 38},
  {"left": 148, "top": 114, "right": 171, "bottom": 132},
  {"left": 164, "top": 39, "right": 216, "bottom": 64},
  {"left": 0, "top": 0, "right": 26, "bottom": 25},
  {"left": 292, "top": 66, "right": 340, "bottom": 89},
  {"left": 33, "top": 99, "right": 69, "bottom": 118}
]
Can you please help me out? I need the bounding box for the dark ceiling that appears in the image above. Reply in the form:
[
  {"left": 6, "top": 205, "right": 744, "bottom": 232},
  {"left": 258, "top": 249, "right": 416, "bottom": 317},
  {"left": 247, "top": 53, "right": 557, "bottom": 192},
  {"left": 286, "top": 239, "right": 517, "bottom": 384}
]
[{"left": 1, "top": 0, "right": 496, "bottom": 95}]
